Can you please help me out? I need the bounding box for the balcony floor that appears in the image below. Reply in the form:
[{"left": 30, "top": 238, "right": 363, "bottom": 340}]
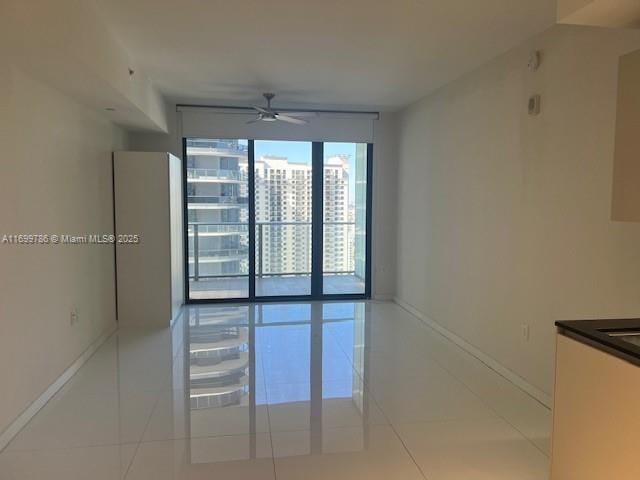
[{"left": 189, "top": 274, "right": 365, "bottom": 299}]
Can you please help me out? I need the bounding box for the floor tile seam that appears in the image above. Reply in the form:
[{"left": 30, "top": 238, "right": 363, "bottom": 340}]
[
  {"left": 399, "top": 306, "right": 551, "bottom": 410},
  {"left": 0, "top": 440, "right": 139, "bottom": 455},
  {"left": 384, "top": 418, "right": 432, "bottom": 480},
  {"left": 257, "top": 356, "right": 279, "bottom": 480},
  {"left": 267, "top": 422, "right": 392, "bottom": 436},
  {"left": 141, "top": 427, "right": 278, "bottom": 444},
  {"left": 124, "top": 395, "right": 162, "bottom": 479},
  {"left": 392, "top": 416, "right": 550, "bottom": 462},
  {"left": 320, "top": 329, "right": 399, "bottom": 429},
  {"left": 330, "top": 314, "right": 510, "bottom": 436},
  {"left": 322, "top": 324, "right": 370, "bottom": 388},
  {"left": 55, "top": 386, "right": 177, "bottom": 397},
  {"left": 412, "top": 343, "right": 551, "bottom": 459},
  {"left": 342, "top": 370, "right": 420, "bottom": 457},
  {"left": 388, "top": 308, "right": 552, "bottom": 458},
  {"left": 0, "top": 329, "right": 120, "bottom": 454},
  {"left": 4, "top": 390, "right": 164, "bottom": 455}
]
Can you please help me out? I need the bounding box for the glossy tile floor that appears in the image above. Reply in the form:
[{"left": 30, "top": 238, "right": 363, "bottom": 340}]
[{"left": 0, "top": 301, "right": 551, "bottom": 479}]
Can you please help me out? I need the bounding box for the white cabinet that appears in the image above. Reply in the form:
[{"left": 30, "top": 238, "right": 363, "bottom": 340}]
[
  {"left": 113, "top": 151, "right": 184, "bottom": 327},
  {"left": 611, "top": 48, "right": 640, "bottom": 222}
]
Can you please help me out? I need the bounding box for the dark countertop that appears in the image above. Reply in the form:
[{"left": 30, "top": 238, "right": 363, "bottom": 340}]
[{"left": 556, "top": 319, "right": 640, "bottom": 366}]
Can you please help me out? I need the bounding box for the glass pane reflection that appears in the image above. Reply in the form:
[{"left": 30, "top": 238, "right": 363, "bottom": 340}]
[{"left": 179, "top": 302, "right": 371, "bottom": 464}]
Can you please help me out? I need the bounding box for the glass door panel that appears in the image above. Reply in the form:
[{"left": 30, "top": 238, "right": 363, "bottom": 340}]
[
  {"left": 185, "top": 137, "right": 370, "bottom": 302},
  {"left": 186, "top": 138, "right": 250, "bottom": 300},
  {"left": 254, "top": 140, "right": 312, "bottom": 297},
  {"left": 322, "top": 143, "right": 368, "bottom": 295}
]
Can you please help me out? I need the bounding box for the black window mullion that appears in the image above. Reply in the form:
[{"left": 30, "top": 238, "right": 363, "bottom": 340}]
[
  {"left": 311, "top": 142, "right": 324, "bottom": 298},
  {"left": 182, "top": 137, "right": 190, "bottom": 302},
  {"left": 248, "top": 140, "right": 256, "bottom": 299},
  {"left": 365, "top": 143, "right": 373, "bottom": 298}
]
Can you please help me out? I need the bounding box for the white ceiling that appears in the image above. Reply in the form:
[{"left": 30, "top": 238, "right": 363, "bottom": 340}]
[{"left": 96, "top": 0, "right": 556, "bottom": 110}]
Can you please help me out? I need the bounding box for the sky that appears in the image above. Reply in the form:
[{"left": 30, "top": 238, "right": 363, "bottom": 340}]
[{"left": 253, "top": 140, "right": 358, "bottom": 166}]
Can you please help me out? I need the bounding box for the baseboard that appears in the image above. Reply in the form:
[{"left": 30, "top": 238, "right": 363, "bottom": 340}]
[
  {"left": 170, "top": 307, "right": 183, "bottom": 329},
  {"left": 0, "top": 323, "right": 118, "bottom": 452},
  {"left": 394, "top": 297, "right": 553, "bottom": 408}
]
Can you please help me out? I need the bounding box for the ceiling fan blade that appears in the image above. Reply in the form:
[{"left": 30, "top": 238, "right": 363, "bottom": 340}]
[
  {"left": 279, "top": 111, "right": 317, "bottom": 117},
  {"left": 246, "top": 118, "right": 262, "bottom": 124},
  {"left": 253, "top": 105, "right": 271, "bottom": 114},
  {"left": 275, "top": 114, "right": 308, "bottom": 125}
]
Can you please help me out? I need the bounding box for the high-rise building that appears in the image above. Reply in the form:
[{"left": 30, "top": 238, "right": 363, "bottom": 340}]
[
  {"left": 254, "top": 155, "right": 313, "bottom": 276},
  {"left": 323, "top": 155, "right": 352, "bottom": 274},
  {"left": 186, "top": 139, "right": 249, "bottom": 279}
]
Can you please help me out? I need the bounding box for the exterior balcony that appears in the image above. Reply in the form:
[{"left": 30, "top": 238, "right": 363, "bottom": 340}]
[
  {"left": 187, "top": 195, "right": 249, "bottom": 210},
  {"left": 189, "top": 274, "right": 365, "bottom": 298},
  {"left": 187, "top": 168, "right": 246, "bottom": 183},
  {"left": 189, "top": 327, "right": 249, "bottom": 363},
  {"left": 189, "top": 352, "right": 249, "bottom": 384},
  {"left": 186, "top": 143, "right": 248, "bottom": 158},
  {"left": 187, "top": 221, "right": 365, "bottom": 298},
  {"left": 187, "top": 306, "right": 250, "bottom": 326},
  {"left": 187, "top": 248, "right": 248, "bottom": 265},
  {"left": 189, "top": 379, "right": 250, "bottom": 409},
  {"left": 188, "top": 223, "right": 247, "bottom": 238}
]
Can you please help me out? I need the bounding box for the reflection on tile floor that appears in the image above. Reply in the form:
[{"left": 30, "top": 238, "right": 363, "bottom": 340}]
[{"left": 0, "top": 301, "right": 551, "bottom": 479}]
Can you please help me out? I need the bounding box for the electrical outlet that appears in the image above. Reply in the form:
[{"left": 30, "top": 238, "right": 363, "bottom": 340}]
[
  {"left": 521, "top": 324, "right": 530, "bottom": 341},
  {"left": 70, "top": 308, "right": 79, "bottom": 326}
]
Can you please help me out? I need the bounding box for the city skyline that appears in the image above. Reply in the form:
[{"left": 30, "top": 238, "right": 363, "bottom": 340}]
[{"left": 242, "top": 139, "right": 359, "bottom": 199}]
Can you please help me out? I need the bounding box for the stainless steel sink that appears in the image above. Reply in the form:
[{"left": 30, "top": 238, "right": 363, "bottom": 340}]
[{"left": 605, "top": 330, "right": 640, "bottom": 347}]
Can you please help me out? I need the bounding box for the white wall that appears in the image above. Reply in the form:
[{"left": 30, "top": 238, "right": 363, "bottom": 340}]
[
  {"left": 558, "top": 0, "right": 640, "bottom": 28},
  {"left": 396, "top": 24, "right": 640, "bottom": 396},
  {"left": 2, "top": 0, "right": 168, "bottom": 132},
  {"left": 371, "top": 113, "right": 398, "bottom": 299},
  {"left": 128, "top": 107, "right": 398, "bottom": 299},
  {"left": 0, "top": 65, "right": 126, "bottom": 437}
]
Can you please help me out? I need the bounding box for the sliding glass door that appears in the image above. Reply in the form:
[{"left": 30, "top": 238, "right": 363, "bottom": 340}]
[
  {"left": 184, "top": 138, "right": 371, "bottom": 302},
  {"left": 322, "top": 143, "right": 369, "bottom": 295},
  {"left": 254, "top": 141, "right": 313, "bottom": 297},
  {"left": 185, "top": 139, "right": 250, "bottom": 300}
]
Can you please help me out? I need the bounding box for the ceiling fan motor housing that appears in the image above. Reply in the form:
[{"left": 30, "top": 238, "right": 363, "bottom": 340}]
[{"left": 263, "top": 92, "right": 275, "bottom": 108}]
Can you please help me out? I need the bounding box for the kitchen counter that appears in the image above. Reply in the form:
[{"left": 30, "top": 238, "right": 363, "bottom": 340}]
[
  {"left": 555, "top": 318, "right": 640, "bottom": 366},
  {"left": 551, "top": 318, "right": 640, "bottom": 480}
]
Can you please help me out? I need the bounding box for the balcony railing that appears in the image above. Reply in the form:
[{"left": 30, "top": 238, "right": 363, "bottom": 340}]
[
  {"left": 187, "top": 196, "right": 249, "bottom": 205},
  {"left": 192, "top": 224, "right": 249, "bottom": 234},
  {"left": 188, "top": 222, "right": 356, "bottom": 281},
  {"left": 186, "top": 140, "right": 248, "bottom": 154},
  {"left": 192, "top": 248, "right": 246, "bottom": 258},
  {"left": 187, "top": 168, "right": 245, "bottom": 181}
]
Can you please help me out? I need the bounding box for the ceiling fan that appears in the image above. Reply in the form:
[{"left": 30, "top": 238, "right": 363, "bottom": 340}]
[{"left": 247, "top": 93, "right": 313, "bottom": 125}]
